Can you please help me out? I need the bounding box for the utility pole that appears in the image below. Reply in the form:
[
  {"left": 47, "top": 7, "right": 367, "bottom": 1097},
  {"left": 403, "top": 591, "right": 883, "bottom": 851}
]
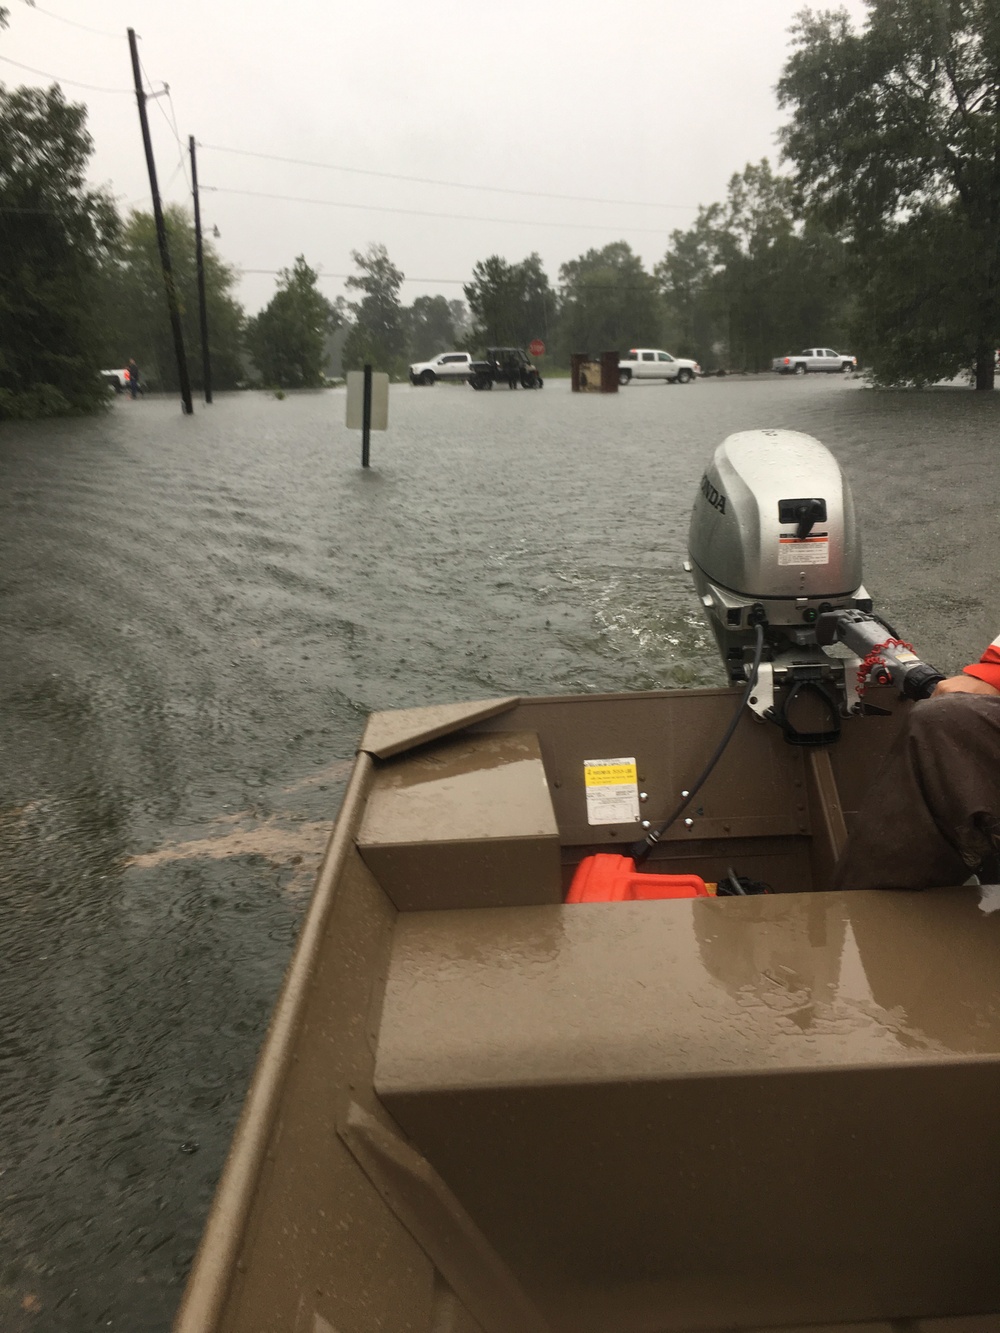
[
  {"left": 189, "top": 135, "right": 213, "bottom": 404},
  {"left": 127, "top": 28, "right": 193, "bottom": 415}
]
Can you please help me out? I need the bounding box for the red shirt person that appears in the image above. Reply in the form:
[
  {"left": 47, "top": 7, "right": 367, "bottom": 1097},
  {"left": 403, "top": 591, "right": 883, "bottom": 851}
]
[{"left": 948, "top": 635, "right": 1000, "bottom": 696}]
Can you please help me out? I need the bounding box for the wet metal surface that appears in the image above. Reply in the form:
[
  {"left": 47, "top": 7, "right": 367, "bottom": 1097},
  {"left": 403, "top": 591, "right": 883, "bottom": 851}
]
[
  {"left": 2, "top": 379, "right": 1000, "bottom": 1329},
  {"left": 377, "top": 890, "right": 1000, "bottom": 1093},
  {"left": 378, "top": 892, "right": 1000, "bottom": 1329},
  {"left": 358, "top": 730, "right": 561, "bottom": 912}
]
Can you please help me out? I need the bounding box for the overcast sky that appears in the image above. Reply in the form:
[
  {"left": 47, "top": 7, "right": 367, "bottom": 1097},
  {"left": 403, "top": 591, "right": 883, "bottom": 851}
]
[{"left": 1, "top": 0, "right": 870, "bottom": 315}]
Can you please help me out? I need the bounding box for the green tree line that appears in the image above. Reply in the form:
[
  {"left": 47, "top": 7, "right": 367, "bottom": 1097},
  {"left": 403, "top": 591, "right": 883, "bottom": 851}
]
[{"left": 4, "top": 0, "right": 1000, "bottom": 417}]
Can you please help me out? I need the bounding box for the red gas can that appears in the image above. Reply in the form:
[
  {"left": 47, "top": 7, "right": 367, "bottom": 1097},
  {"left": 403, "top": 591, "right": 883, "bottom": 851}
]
[{"left": 566, "top": 853, "right": 709, "bottom": 903}]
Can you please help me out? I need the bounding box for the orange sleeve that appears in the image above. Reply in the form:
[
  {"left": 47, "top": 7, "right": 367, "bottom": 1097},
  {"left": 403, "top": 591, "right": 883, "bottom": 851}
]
[{"left": 962, "top": 640, "right": 1000, "bottom": 690}]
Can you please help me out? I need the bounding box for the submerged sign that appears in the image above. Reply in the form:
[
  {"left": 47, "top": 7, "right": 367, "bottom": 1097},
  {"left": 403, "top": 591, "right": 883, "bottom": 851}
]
[{"left": 346, "top": 370, "right": 389, "bottom": 431}]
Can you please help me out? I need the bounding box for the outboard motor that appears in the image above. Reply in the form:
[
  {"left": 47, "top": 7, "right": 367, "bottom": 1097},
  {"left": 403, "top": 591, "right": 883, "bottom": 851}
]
[
  {"left": 633, "top": 428, "right": 945, "bottom": 861},
  {"left": 688, "top": 430, "right": 943, "bottom": 741}
]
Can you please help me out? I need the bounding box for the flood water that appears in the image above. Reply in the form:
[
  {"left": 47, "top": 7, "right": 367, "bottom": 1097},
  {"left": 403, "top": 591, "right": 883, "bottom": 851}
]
[{"left": 2, "top": 376, "right": 999, "bottom": 1330}]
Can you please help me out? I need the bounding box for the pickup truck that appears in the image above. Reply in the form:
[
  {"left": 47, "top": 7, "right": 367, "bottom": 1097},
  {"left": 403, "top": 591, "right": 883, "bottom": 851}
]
[
  {"left": 408, "top": 351, "right": 474, "bottom": 385},
  {"left": 772, "top": 347, "right": 857, "bottom": 375},
  {"left": 618, "top": 348, "right": 700, "bottom": 385},
  {"left": 100, "top": 368, "right": 129, "bottom": 393}
]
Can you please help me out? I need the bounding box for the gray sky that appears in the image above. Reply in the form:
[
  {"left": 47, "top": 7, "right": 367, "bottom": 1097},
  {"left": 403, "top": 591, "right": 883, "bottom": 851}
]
[{"left": 1, "top": 0, "right": 870, "bottom": 315}]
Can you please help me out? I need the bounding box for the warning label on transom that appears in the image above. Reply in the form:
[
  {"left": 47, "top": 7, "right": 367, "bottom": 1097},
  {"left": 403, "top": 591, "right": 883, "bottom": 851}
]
[
  {"left": 778, "top": 535, "right": 829, "bottom": 566},
  {"left": 584, "top": 757, "right": 640, "bottom": 826}
]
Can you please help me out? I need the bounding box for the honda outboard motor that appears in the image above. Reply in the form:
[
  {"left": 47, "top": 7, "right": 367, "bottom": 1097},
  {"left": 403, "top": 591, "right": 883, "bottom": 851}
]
[
  {"left": 688, "top": 430, "right": 943, "bottom": 741},
  {"left": 689, "top": 430, "right": 870, "bottom": 672},
  {"left": 633, "top": 428, "right": 944, "bottom": 860}
]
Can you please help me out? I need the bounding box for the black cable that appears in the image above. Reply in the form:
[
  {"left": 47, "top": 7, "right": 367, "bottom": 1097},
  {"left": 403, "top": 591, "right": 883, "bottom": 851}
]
[
  {"left": 201, "top": 185, "right": 676, "bottom": 236},
  {"left": 872, "top": 611, "right": 901, "bottom": 639},
  {"left": 0, "top": 53, "right": 131, "bottom": 92},
  {"left": 630, "top": 622, "right": 765, "bottom": 866},
  {"left": 724, "top": 867, "right": 747, "bottom": 895},
  {"left": 717, "top": 869, "right": 772, "bottom": 896},
  {"left": 31, "top": 5, "right": 122, "bottom": 38},
  {"left": 238, "top": 267, "right": 669, "bottom": 293},
  {"left": 199, "top": 142, "right": 699, "bottom": 211}
]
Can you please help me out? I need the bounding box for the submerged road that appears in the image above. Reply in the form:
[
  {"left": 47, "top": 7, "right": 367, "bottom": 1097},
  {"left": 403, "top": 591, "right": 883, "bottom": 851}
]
[{"left": 1, "top": 376, "right": 999, "bottom": 1330}]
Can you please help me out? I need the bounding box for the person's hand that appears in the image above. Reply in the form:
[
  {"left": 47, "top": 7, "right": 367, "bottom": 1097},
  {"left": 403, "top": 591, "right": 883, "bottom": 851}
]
[{"left": 931, "top": 674, "right": 1000, "bottom": 697}]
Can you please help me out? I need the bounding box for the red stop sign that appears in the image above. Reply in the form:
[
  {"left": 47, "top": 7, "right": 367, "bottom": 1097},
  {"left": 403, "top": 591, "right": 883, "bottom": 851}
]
[{"left": 529, "top": 339, "right": 545, "bottom": 356}]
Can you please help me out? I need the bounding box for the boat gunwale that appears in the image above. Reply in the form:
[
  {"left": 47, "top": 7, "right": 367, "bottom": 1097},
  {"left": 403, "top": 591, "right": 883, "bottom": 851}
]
[{"left": 172, "top": 749, "right": 376, "bottom": 1333}]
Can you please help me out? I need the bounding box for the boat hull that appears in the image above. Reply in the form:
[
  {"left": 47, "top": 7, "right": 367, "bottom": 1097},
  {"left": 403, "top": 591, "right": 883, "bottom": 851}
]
[{"left": 174, "top": 686, "right": 1000, "bottom": 1333}]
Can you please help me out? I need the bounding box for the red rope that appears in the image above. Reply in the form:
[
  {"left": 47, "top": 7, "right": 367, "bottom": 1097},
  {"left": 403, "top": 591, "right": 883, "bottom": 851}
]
[{"left": 856, "top": 638, "right": 915, "bottom": 695}]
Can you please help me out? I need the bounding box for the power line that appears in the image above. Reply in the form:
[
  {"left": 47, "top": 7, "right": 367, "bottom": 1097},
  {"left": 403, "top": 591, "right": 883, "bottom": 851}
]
[
  {"left": 0, "top": 52, "right": 131, "bottom": 92},
  {"left": 203, "top": 185, "right": 676, "bottom": 236},
  {"left": 30, "top": 4, "right": 121, "bottom": 38},
  {"left": 239, "top": 267, "right": 665, "bottom": 293},
  {"left": 162, "top": 157, "right": 185, "bottom": 194},
  {"left": 138, "top": 55, "right": 191, "bottom": 198},
  {"left": 155, "top": 96, "right": 190, "bottom": 193},
  {"left": 163, "top": 90, "right": 188, "bottom": 176},
  {"left": 241, "top": 267, "right": 467, "bottom": 285},
  {"left": 199, "top": 141, "right": 698, "bottom": 212}
]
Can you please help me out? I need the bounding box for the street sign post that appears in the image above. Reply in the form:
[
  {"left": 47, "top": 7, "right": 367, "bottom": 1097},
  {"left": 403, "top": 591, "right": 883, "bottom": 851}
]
[{"left": 346, "top": 365, "right": 389, "bottom": 468}]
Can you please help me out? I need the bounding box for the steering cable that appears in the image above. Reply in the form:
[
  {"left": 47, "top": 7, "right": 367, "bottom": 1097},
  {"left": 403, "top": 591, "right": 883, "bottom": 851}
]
[{"left": 630, "top": 622, "right": 765, "bottom": 866}]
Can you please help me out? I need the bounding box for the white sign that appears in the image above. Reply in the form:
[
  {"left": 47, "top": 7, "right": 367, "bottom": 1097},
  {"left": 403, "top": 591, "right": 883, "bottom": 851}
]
[
  {"left": 346, "top": 371, "right": 389, "bottom": 431},
  {"left": 778, "top": 535, "right": 829, "bottom": 566},
  {"left": 584, "top": 757, "right": 640, "bottom": 826}
]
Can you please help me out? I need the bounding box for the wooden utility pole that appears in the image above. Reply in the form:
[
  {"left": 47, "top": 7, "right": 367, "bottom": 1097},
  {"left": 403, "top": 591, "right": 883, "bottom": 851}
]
[
  {"left": 189, "top": 136, "right": 213, "bottom": 404},
  {"left": 127, "top": 28, "right": 193, "bottom": 415}
]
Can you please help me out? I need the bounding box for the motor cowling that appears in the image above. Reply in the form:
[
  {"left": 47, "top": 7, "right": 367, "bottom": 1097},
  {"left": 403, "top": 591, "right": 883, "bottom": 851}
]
[{"left": 688, "top": 430, "right": 871, "bottom": 679}]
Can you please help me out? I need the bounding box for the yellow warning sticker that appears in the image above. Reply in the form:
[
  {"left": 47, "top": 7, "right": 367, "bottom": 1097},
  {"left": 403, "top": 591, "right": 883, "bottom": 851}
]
[
  {"left": 584, "top": 757, "right": 640, "bottom": 825},
  {"left": 584, "top": 759, "right": 638, "bottom": 787}
]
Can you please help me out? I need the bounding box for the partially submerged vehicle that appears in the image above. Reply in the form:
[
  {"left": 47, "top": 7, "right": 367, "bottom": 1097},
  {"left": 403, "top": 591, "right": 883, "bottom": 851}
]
[
  {"left": 174, "top": 432, "right": 1000, "bottom": 1333},
  {"left": 469, "top": 347, "right": 543, "bottom": 390}
]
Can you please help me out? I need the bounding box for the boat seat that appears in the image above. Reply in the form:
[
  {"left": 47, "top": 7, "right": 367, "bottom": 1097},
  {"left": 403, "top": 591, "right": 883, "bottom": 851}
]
[
  {"left": 356, "top": 730, "right": 562, "bottom": 910},
  {"left": 375, "top": 890, "right": 1000, "bottom": 1332}
]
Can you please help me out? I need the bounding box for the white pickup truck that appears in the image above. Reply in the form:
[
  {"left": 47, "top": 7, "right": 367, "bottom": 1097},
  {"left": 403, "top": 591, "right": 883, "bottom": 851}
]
[
  {"left": 408, "top": 351, "right": 474, "bottom": 385},
  {"left": 618, "top": 348, "right": 701, "bottom": 385},
  {"left": 100, "top": 368, "right": 129, "bottom": 393},
  {"left": 772, "top": 347, "right": 857, "bottom": 375}
]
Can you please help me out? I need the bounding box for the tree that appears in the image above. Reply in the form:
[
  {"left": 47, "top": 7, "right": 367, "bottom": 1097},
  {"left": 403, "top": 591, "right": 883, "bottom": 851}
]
[
  {"left": 405, "top": 294, "right": 459, "bottom": 361},
  {"left": 777, "top": 1, "right": 1000, "bottom": 389},
  {"left": 448, "top": 299, "right": 469, "bottom": 343},
  {"left": 557, "top": 243, "right": 660, "bottom": 357},
  {"left": 245, "top": 255, "right": 339, "bottom": 388},
  {"left": 1, "top": 4, "right": 34, "bottom": 33},
  {"left": 656, "top": 162, "right": 853, "bottom": 371},
  {"left": 463, "top": 253, "right": 555, "bottom": 350},
  {"left": 656, "top": 204, "right": 729, "bottom": 363},
  {"left": 709, "top": 160, "right": 852, "bottom": 373},
  {"left": 0, "top": 83, "right": 118, "bottom": 418},
  {"left": 849, "top": 204, "right": 982, "bottom": 387},
  {"left": 719, "top": 161, "right": 801, "bottom": 368},
  {"left": 98, "top": 205, "right": 245, "bottom": 391},
  {"left": 342, "top": 243, "right": 407, "bottom": 374}
]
